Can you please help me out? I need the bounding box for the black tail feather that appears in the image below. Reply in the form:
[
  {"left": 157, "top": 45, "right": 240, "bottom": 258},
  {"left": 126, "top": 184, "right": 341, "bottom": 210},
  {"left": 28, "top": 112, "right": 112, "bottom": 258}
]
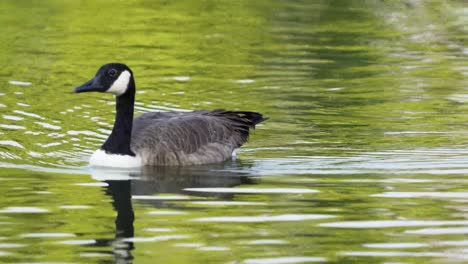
[{"left": 235, "top": 111, "right": 268, "bottom": 127}]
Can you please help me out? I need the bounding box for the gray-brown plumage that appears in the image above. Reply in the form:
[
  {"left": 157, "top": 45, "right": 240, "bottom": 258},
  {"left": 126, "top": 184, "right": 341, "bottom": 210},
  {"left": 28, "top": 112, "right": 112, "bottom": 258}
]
[{"left": 131, "top": 110, "right": 267, "bottom": 166}]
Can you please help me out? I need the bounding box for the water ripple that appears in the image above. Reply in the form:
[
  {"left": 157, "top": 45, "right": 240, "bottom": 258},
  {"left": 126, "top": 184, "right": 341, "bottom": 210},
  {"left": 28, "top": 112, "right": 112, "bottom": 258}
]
[
  {"left": 372, "top": 192, "right": 468, "bottom": 198},
  {"left": 147, "top": 210, "right": 186, "bottom": 215},
  {"left": 122, "top": 235, "right": 189, "bottom": 243},
  {"left": 0, "top": 243, "right": 26, "bottom": 248},
  {"left": 0, "top": 207, "right": 49, "bottom": 213},
  {"left": 184, "top": 188, "right": 318, "bottom": 194},
  {"left": 13, "top": 110, "right": 44, "bottom": 119},
  {"left": 8, "top": 80, "right": 31, "bottom": 86},
  {"left": 57, "top": 239, "right": 96, "bottom": 245},
  {"left": 243, "top": 256, "right": 326, "bottom": 264},
  {"left": 34, "top": 122, "right": 61, "bottom": 130},
  {"left": 405, "top": 227, "right": 468, "bottom": 235},
  {"left": 21, "top": 233, "right": 76, "bottom": 238},
  {"left": 192, "top": 214, "right": 334, "bottom": 222},
  {"left": 0, "top": 141, "right": 24, "bottom": 149},
  {"left": 3, "top": 115, "right": 23, "bottom": 121},
  {"left": 320, "top": 220, "right": 468, "bottom": 228},
  {"left": 245, "top": 240, "right": 288, "bottom": 245},
  {"left": 0, "top": 124, "right": 25, "bottom": 130},
  {"left": 132, "top": 195, "right": 191, "bottom": 200},
  {"left": 363, "top": 242, "right": 427, "bottom": 248},
  {"left": 340, "top": 251, "right": 458, "bottom": 258}
]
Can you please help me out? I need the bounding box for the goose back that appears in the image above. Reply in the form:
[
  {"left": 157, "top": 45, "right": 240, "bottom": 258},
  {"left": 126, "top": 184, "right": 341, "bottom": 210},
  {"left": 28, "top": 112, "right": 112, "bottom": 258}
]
[{"left": 131, "top": 109, "right": 266, "bottom": 166}]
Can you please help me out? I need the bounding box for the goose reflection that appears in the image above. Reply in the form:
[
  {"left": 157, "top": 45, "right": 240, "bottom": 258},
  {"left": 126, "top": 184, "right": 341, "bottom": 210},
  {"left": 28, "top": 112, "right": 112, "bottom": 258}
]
[{"left": 89, "top": 160, "right": 254, "bottom": 263}]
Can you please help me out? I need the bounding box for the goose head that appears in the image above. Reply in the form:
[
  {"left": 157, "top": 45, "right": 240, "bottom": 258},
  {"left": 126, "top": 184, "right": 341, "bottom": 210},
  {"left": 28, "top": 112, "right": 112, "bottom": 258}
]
[{"left": 74, "top": 63, "right": 134, "bottom": 96}]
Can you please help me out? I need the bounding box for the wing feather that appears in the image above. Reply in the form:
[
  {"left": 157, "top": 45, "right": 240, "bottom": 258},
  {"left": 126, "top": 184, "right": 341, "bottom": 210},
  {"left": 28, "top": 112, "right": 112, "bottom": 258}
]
[{"left": 130, "top": 109, "right": 266, "bottom": 166}]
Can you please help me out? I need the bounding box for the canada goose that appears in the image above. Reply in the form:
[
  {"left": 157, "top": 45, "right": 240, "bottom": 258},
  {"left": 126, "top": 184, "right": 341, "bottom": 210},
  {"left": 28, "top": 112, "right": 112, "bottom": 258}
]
[{"left": 73, "top": 63, "right": 267, "bottom": 168}]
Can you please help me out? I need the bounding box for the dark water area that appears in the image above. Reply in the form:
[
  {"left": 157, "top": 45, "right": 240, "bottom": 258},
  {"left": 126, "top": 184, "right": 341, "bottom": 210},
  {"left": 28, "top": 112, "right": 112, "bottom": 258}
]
[{"left": 0, "top": 0, "right": 468, "bottom": 263}]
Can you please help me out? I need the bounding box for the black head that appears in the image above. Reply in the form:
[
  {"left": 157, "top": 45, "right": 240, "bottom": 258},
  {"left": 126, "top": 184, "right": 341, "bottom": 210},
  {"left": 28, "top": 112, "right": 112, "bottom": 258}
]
[{"left": 74, "top": 63, "right": 134, "bottom": 96}]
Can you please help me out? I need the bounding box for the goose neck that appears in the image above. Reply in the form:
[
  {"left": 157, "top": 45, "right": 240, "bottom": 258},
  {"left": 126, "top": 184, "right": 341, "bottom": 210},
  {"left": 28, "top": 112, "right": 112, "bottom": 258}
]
[{"left": 101, "top": 86, "right": 136, "bottom": 156}]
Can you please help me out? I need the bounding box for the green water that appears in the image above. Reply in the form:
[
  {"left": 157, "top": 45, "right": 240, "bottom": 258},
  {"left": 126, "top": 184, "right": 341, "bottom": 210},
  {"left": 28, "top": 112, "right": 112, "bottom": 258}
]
[{"left": 0, "top": 0, "right": 468, "bottom": 263}]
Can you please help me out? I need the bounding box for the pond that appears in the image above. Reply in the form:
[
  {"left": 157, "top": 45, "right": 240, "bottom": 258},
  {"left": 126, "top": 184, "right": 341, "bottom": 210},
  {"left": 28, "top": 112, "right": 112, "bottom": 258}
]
[{"left": 0, "top": 0, "right": 468, "bottom": 263}]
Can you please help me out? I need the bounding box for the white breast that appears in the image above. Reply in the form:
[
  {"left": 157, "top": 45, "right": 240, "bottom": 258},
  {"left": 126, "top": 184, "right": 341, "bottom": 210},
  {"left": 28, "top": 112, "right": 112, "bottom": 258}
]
[{"left": 89, "top": 149, "right": 142, "bottom": 168}]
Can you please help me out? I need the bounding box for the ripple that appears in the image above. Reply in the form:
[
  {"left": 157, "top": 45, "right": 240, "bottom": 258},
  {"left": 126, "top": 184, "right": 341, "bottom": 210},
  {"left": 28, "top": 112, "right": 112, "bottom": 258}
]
[
  {"left": 35, "top": 142, "right": 62, "bottom": 148},
  {"left": 198, "top": 246, "right": 229, "bottom": 251},
  {"left": 184, "top": 188, "right": 318, "bottom": 194},
  {"left": 346, "top": 178, "right": 433, "bottom": 183},
  {"left": 448, "top": 93, "right": 468, "bottom": 103},
  {"left": 384, "top": 131, "right": 456, "bottom": 135},
  {"left": 0, "top": 152, "right": 21, "bottom": 159},
  {"left": 173, "top": 243, "right": 203, "bottom": 248},
  {"left": 35, "top": 191, "right": 52, "bottom": 195},
  {"left": 24, "top": 131, "right": 42, "bottom": 135},
  {"left": 251, "top": 150, "right": 468, "bottom": 175},
  {"left": 144, "top": 228, "right": 174, "bottom": 232},
  {"left": 192, "top": 214, "right": 334, "bottom": 222},
  {"left": 0, "top": 124, "right": 25, "bottom": 130},
  {"left": 57, "top": 239, "right": 96, "bottom": 245},
  {"left": 234, "top": 79, "right": 255, "bottom": 84},
  {"left": 9, "top": 80, "right": 31, "bottom": 86},
  {"left": 0, "top": 243, "right": 26, "bottom": 248},
  {"left": 34, "top": 122, "right": 61, "bottom": 130},
  {"left": 405, "top": 227, "right": 468, "bottom": 235},
  {"left": 173, "top": 76, "right": 190, "bottom": 81},
  {"left": 191, "top": 201, "right": 266, "bottom": 206},
  {"left": 141, "top": 105, "right": 192, "bottom": 112},
  {"left": 371, "top": 192, "right": 468, "bottom": 198},
  {"left": 363, "top": 242, "right": 427, "bottom": 248},
  {"left": 74, "top": 182, "right": 108, "bottom": 187},
  {"left": 13, "top": 110, "right": 44, "bottom": 119},
  {"left": 243, "top": 256, "right": 326, "bottom": 264},
  {"left": 80, "top": 252, "right": 112, "bottom": 258},
  {"left": 340, "top": 251, "right": 449, "bottom": 257},
  {"left": 0, "top": 140, "right": 24, "bottom": 149},
  {"left": 47, "top": 132, "right": 65, "bottom": 138},
  {"left": 122, "top": 235, "right": 189, "bottom": 243},
  {"left": 438, "top": 240, "right": 468, "bottom": 246},
  {"left": 67, "top": 130, "right": 107, "bottom": 139},
  {"left": 147, "top": 210, "right": 186, "bottom": 215},
  {"left": 0, "top": 207, "right": 49, "bottom": 213},
  {"left": 21, "top": 233, "right": 76, "bottom": 238},
  {"left": 245, "top": 239, "right": 288, "bottom": 245},
  {"left": 320, "top": 220, "right": 468, "bottom": 228},
  {"left": 132, "top": 195, "right": 191, "bottom": 200},
  {"left": 3, "top": 115, "right": 23, "bottom": 121},
  {"left": 59, "top": 205, "right": 92, "bottom": 209}
]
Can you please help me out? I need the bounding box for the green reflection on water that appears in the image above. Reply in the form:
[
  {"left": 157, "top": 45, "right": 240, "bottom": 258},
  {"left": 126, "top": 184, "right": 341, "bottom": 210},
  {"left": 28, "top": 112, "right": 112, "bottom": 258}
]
[{"left": 0, "top": 0, "right": 468, "bottom": 263}]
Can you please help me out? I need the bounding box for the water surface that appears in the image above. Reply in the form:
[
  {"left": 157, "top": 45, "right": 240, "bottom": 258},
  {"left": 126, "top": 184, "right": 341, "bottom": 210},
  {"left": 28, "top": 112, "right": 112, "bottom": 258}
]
[{"left": 0, "top": 0, "right": 468, "bottom": 263}]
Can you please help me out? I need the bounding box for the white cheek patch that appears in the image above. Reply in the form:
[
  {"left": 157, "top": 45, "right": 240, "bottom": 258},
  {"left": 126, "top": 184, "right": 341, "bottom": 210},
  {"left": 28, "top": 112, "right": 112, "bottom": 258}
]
[{"left": 107, "top": 70, "right": 131, "bottom": 96}]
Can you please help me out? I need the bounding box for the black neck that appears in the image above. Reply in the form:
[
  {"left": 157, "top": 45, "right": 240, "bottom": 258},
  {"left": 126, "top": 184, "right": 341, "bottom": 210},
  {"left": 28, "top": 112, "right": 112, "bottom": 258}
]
[{"left": 101, "top": 78, "right": 136, "bottom": 156}]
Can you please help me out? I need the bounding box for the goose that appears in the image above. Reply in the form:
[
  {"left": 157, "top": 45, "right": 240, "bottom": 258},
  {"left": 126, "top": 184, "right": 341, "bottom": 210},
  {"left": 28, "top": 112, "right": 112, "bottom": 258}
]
[{"left": 73, "top": 63, "right": 267, "bottom": 168}]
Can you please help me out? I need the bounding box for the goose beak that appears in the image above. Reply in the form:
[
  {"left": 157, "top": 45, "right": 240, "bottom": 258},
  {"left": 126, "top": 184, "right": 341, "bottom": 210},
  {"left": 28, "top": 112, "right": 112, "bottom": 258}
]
[{"left": 73, "top": 78, "right": 104, "bottom": 93}]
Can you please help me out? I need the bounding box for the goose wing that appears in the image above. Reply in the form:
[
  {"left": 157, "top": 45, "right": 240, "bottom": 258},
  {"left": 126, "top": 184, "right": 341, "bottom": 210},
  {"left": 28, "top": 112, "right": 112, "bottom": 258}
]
[{"left": 131, "top": 109, "right": 266, "bottom": 166}]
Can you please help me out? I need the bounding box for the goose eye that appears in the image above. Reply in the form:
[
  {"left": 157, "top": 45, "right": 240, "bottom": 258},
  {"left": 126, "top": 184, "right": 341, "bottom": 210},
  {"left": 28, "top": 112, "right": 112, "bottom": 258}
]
[{"left": 108, "top": 69, "right": 118, "bottom": 77}]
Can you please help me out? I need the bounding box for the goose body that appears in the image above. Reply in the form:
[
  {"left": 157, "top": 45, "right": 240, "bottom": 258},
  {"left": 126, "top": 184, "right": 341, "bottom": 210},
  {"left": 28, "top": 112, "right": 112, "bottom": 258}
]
[{"left": 74, "top": 63, "right": 267, "bottom": 167}]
